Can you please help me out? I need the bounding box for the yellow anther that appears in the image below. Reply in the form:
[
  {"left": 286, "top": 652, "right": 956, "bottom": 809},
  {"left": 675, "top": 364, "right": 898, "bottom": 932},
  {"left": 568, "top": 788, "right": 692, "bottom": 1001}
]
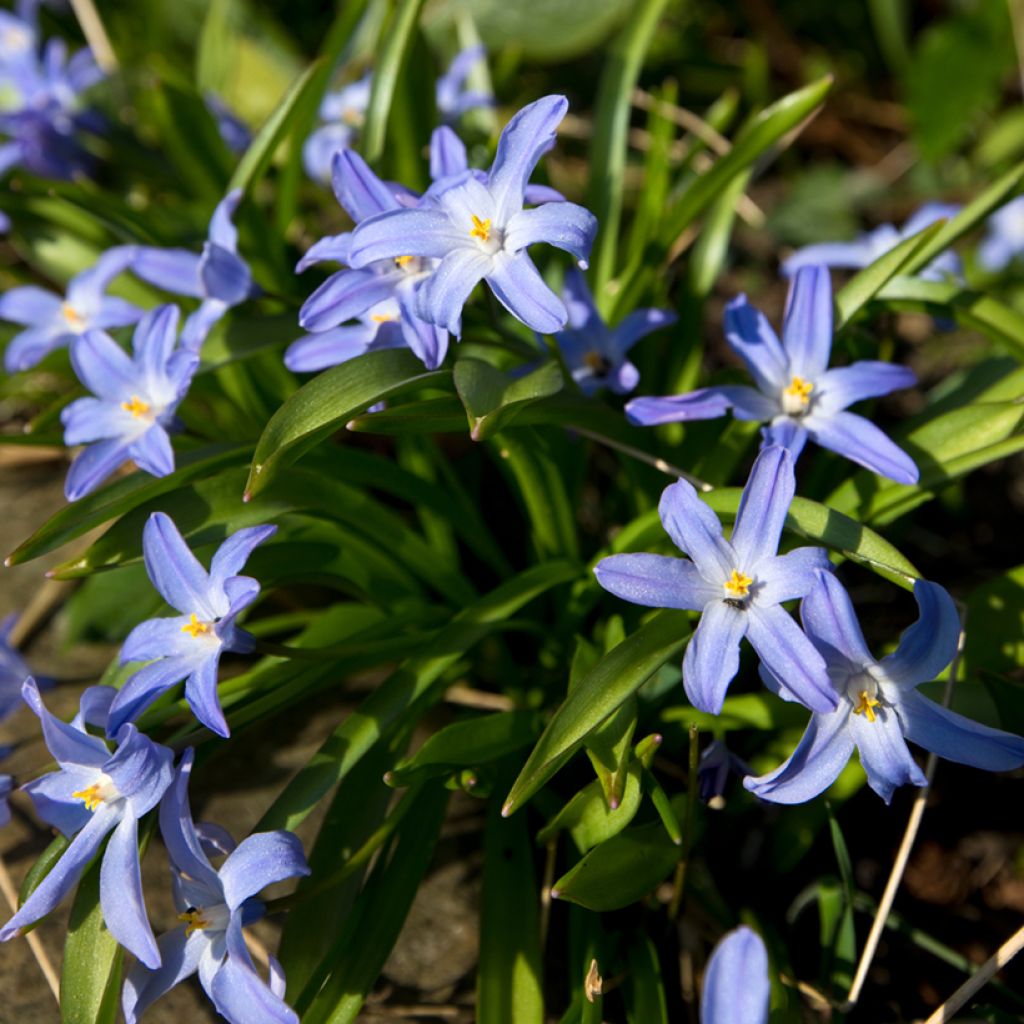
[
  {"left": 783, "top": 376, "right": 814, "bottom": 405},
  {"left": 394, "top": 255, "right": 414, "bottom": 267},
  {"left": 723, "top": 569, "right": 753, "bottom": 598},
  {"left": 181, "top": 613, "right": 212, "bottom": 639},
  {"left": 121, "top": 395, "right": 151, "bottom": 418},
  {"left": 853, "top": 690, "right": 881, "bottom": 723},
  {"left": 61, "top": 303, "right": 85, "bottom": 330},
  {"left": 470, "top": 214, "right": 492, "bottom": 243},
  {"left": 370, "top": 313, "right": 396, "bottom": 323},
  {"left": 72, "top": 784, "right": 103, "bottom": 812},
  {"left": 177, "top": 909, "right": 210, "bottom": 936}
]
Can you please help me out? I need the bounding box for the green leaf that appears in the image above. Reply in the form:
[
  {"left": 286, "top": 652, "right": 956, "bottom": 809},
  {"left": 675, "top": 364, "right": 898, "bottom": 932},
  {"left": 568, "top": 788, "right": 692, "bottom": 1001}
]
[
  {"left": 834, "top": 219, "right": 948, "bottom": 329},
  {"left": 454, "top": 358, "right": 564, "bottom": 440},
  {"left": 245, "top": 349, "right": 449, "bottom": 499},
  {"left": 228, "top": 59, "right": 323, "bottom": 194},
  {"left": 550, "top": 811, "right": 682, "bottom": 912},
  {"left": 625, "top": 935, "right": 670, "bottom": 1024},
  {"left": 19, "top": 834, "right": 70, "bottom": 905},
  {"left": 964, "top": 565, "right": 1024, "bottom": 680},
  {"left": 6, "top": 445, "right": 250, "bottom": 567},
  {"left": 503, "top": 610, "right": 691, "bottom": 816},
  {"left": 385, "top": 710, "right": 542, "bottom": 787},
  {"left": 361, "top": 0, "right": 424, "bottom": 164},
  {"left": 586, "top": 0, "right": 673, "bottom": 288},
  {"left": 477, "top": 794, "right": 545, "bottom": 1024},
  {"left": 258, "top": 560, "right": 578, "bottom": 831},
  {"left": 60, "top": 852, "right": 122, "bottom": 1024}
]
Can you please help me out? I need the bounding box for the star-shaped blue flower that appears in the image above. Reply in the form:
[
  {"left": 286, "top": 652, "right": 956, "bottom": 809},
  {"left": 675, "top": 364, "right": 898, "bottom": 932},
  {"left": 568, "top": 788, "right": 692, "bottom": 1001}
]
[
  {"left": 130, "top": 189, "right": 256, "bottom": 350},
  {"left": 595, "top": 445, "right": 837, "bottom": 715},
  {"left": 701, "top": 926, "right": 769, "bottom": 1024},
  {"left": 108, "top": 512, "right": 276, "bottom": 738},
  {"left": 348, "top": 95, "right": 598, "bottom": 336},
  {"left": 626, "top": 265, "right": 920, "bottom": 483},
  {"left": 60, "top": 304, "right": 199, "bottom": 500},
  {"left": 122, "top": 749, "right": 308, "bottom": 1024},
  {"left": 302, "top": 72, "right": 371, "bottom": 184},
  {"left": 0, "top": 678, "right": 174, "bottom": 968},
  {"left": 0, "top": 245, "right": 142, "bottom": 371},
  {"left": 746, "top": 572, "right": 1024, "bottom": 804}
]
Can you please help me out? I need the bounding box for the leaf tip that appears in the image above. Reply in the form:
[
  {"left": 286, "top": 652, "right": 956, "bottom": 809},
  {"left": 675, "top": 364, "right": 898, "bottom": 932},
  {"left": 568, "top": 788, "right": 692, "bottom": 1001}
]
[{"left": 500, "top": 800, "right": 514, "bottom": 818}]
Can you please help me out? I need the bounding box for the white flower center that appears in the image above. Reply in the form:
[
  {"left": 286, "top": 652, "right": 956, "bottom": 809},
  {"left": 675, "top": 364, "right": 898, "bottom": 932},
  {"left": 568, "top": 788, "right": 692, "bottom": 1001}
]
[{"left": 72, "top": 772, "right": 120, "bottom": 811}]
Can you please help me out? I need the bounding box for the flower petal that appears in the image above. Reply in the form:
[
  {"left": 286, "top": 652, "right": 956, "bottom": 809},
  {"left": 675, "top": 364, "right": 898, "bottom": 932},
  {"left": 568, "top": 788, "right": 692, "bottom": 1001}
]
[
  {"left": 103, "top": 724, "right": 175, "bottom": 816},
  {"left": 299, "top": 269, "right": 399, "bottom": 333},
  {"left": 70, "top": 328, "right": 143, "bottom": 401},
  {"left": 760, "top": 417, "right": 808, "bottom": 457},
  {"left": 142, "top": 512, "right": 218, "bottom": 618},
  {"left": 210, "top": 919, "right": 299, "bottom": 1024},
  {"left": 700, "top": 926, "right": 770, "bottom": 1024},
  {"left": 396, "top": 287, "right": 449, "bottom": 369},
  {"left": 158, "top": 749, "right": 221, "bottom": 893},
  {"left": 610, "top": 306, "right": 677, "bottom": 356},
  {"left": 415, "top": 246, "right": 490, "bottom": 336},
  {"left": 22, "top": 766, "right": 97, "bottom": 837},
  {"left": 486, "top": 251, "right": 566, "bottom": 334},
  {"left": 723, "top": 293, "right": 787, "bottom": 393},
  {"left": 199, "top": 243, "right": 252, "bottom": 305},
  {"left": 683, "top": 601, "right": 747, "bottom": 714},
  {"left": 780, "top": 265, "right": 833, "bottom": 379},
  {"left": 106, "top": 656, "right": 194, "bottom": 735},
  {"left": 799, "top": 571, "right": 872, "bottom": 668},
  {"left": 284, "top": 325, "right": 377, "bottom": 372},
  {"left": 180, "top": 298, "right": 228, "bottom": 351},
  {"left": 21, "top": 676, "right": 109, "bottom": 769},
  {"left": 730, "top": 445, "right": 795, "bottom": 567},
  {"left": 815, "top": 361, "right": 917, "bottom": 415},
  {"left": 349, "top": 208, "right": 466, "bottom": 266},
  {"left": 594, "top": 554, "right": 719, "bottom": 611},
  {"left": 754, "top": 547, "right": 832, "bottom": 606},
  {"left": 0, "top": 284, "right": 61, "bottom": 325},
  {"left": 122, "top": 926, "right": 208, "bottom": 1024},
  {"left": 429, "top": 125, "right": 468, "bottom": 181},
  {"left": 504, "top": 201, "right": 597, "bottom": 268},
  {"left": 219, "top": 830, "right": 309, "bottom": 910},
  {"left": 658, "top": 478, "right": 733, "bottom": 580},
  {"left": 805, "top": 410, "right": 918, "bottom": 484},
  {"left": 488, "top": 95, "right": 567, "bottom": 225},
  {"left": 210, "top": 525, "right": 276, "bottom": 593},
  {"left": 64, "top": 438, "right": 133, "bottom": 501},
  {"left": 626, "top": 387, "right": 737, "bottom": 427},
  {"left": 849, "top": 704, "right": 926, "bottom": 803},
  {"left": 878, "top": 579, "right": 959, "bottom": 688},
  {"left": 185, "top": 655, "right": 229, "bottom": 738},
  {"left": 130, "top": 425, "right": 176, "bottom": 479},
  {"left": 896, "top": 690, "right": 1024, "bottom": 771},
  {"left": 132, "top": 304, "right": 180, "bottom": 382},
  {"left": 62, "top": 397, "right": 134, "bottom": 445},
  {"left": 746, "top": 605, "right": 836, "bottom": 713},
  {"left": 781, "top": 239, "right": 876, "bottom": 276},
  {"left": 131, "top": 247, "right": 203, "bottom": 298},
  {"left": 295, "top": 232, "right": 353, "bottom": 273},
  {"left": 208, "top": 189, "right": 242, "bottom": 252},
  {"left": 743, "top": 709, "right": 853, "bottom": 805},
  {"left": 4, "top": 325, "right": 68, "bottom": 372},
  {"left": 332, "top": 149, "right": 399, "bottom": 222},
  {"left": 101, "top": 813, "right": 160, "bottom": 968}
]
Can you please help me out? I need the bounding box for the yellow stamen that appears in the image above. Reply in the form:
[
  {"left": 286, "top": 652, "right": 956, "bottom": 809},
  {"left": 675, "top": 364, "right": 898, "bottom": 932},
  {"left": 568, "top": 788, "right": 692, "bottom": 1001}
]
[
  {"left": 370, "top": 313, "right": 396, "bottom": 323},
  {"left": 177, "top": 909, "right": 210, "bottom": 936},
  {"left": 723, "top": 569, "right": 753, "bottom": 598},
  {"left": 583, "top": 351, "right": 611, "bottom": 373},
  {"left": 72, "top": 784, "right": 103, "bottom": 812},
  {"left": 853, "top": 690, "right": 881, "bottom": 723},
  {"left": 470, "top": 214, "right": 491, "bottom": 242},
  {"left": 62, "top": 303, "right": 85, "bottom": 330},
  {"left": 783, "top": 375, "right": 814, "bottom": 405},
  {"left": 121, "top": 395, "right": 151, "bottom": 418},
  {"left": 394, "top": 255, "right": 414, "bottom": 267},
  {"left": 181, "top": 613, "right": 212, "bottom": 638}
]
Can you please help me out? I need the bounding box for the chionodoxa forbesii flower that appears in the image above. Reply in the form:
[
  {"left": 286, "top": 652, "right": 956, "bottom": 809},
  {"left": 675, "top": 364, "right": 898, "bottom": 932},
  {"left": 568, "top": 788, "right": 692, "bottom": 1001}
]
[
  {"left": 123, "top": 750, "right": 309, "bottom": 1024},
  {"left": 60, "top": 304, "right": 199, "bottom": 500},
  {"left": 0, "top": 679, "right": 173, "bottom": 967},
  {"left": 700, "top": 926, "right": 769, "bottom": 1024},
  {"left": 348, "top": 94, "right": 598, "bottom": 336},
  {"left": 107, "top": 512, "right": 276, "bottom": 739},
  {"left": 745, "top": 572, "right": 1024, "bottom": 803},
  {"left": 594, "top": 445, "right": 837, "bottom": 716},
  {"left": 625, "top": 265, "right": 920, "bottom": 484}
]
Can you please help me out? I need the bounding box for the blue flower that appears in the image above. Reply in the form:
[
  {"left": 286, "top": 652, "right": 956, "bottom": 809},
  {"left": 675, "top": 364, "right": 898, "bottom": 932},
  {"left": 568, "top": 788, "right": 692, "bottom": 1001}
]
[
  {"left": 0, "top": 244, "right": 142, "bottom": 371},
  {"left": 0, "top": 678, "right": 174, "bottom": 967},
  {"left": 302, "top": 72, "right": 372, "bottom": 184},
  {"left": 553, "top": 267, "right": 675, "bottom": 395},
  {"left": 697, "top": 740, "right": 749, "bottom": 809},
  {"left": 130, "top": 189, "right": 256, "bottom": 350},
  {"left": 435, "top": 45, "right": 493, "bottom": 123},
  {"left": 348, "top": 95, "right": 598, "bottom": 336},
  {"left": 60, "top": 305, "right": 199, "bottom": 500},
  {"left": 977, "top": 195, "right": 1024, "bottom": 273},
  {"left": 289, "top": 147, "right": 449, "bottom": 371},
  {"left": 204, "top": 93, "right": 250, "bottom": 155},
  {"left": 626, "top": 265, "right": 919, "bottom": 484},
  {"left": 701, "top": 926, "right": 769, "bottom": 1024},
  {"left": 745, "top": 573, "right": 1024, "bottom": 804},
  {"left": 782, "top": 203, "right": 963, "bottom": 283},
  {"left": 0, "top": 613, "right": 34, "bottom": 722},
  {"left": 108, "top": 512, "right": 276, "bottom": 738},
  {"left": 122, "top": 750, "right": 308, "bottom": 1024},
  {"left": 594, "top": 445, "right": 837, "bottom": 715}
]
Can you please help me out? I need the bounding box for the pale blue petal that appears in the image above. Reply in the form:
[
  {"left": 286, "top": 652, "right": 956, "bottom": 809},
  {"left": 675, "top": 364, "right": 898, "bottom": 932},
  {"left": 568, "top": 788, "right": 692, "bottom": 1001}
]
[
  {"left": 626, "top": 387, "right": 735, "bottom": 427},
  {"left": 730, "top": 445, "right": 794, "bottom": 566},
  {"left": 0, "top": 284, "right": 61, "bottom": 325},
  {"left": 21, "top": 676, "right": 109, "bottom": 769},
  {"left": 210, "top": 525, "right": 276, "bottom": 592},
  {"left": 815, "top": 362, "right": 916, "bottom": 415},
  {"left": 131, "top": 248, "right": 203, "bottom": 298},
  {"left": 781, "top": 265, "right": 833, "bottom": 379},
  {"left": 103, "top": 724, "right": 175, "bottom": 816},
  {"left": 503, "top": 201, "right": 597, "bottom": 267},
  {"left": 208, "top": 189, "right": 242, "bottom": 251},
  {"left": 100, "top": 812, "right": 160, "bottom": 968},
  {"left": 396, "top": 287, "right": 448, "bottom": 369},
  {"left": 683, "top": 601, "right": 747, "bottom": 714},
  {"left": 611, "top": 307, "right": 677, "bottom": 355},
  {"left": 746, "top": 605, "right": 836, "bottom": 713},
  {"left": 5, "top": 325, "right": 68, "bottom": 372},
  {"left": 295, "top": 233, "right": 352, "bottom": 273},
  {"left": 132, "top": 305, "right": 179, "bottom": 380},
  {"left": 878, "top": 580, "right": 959, "bottom": 688},
  {"left": 22, "top": 766, "right": 96, "bottom": 837},
  {"left": 658, "top": 478, "right": 733, "bottom": 580},
  {"left": 299, "top": 269, "right": 396, "bottom": 332},
  {"left": 64, "top": 438, "right": 133, "bottom": 501},
  {"left": 416, "top": 247, "right": 490, "bottom": 336},
  {"left": 284, "top": 325, "right": 377, "bottom": 372},
  {"left": 199, "top": 243, "right": 252, "bottom": 305},
  {"left": 486, "top": 251, "right": 566, "bottom": 334},
  {"left": 219, "top": 831, "right": 309, "bottom": 910},
  {"left": 754, "top": 547, "right": 832, "bottom": 606},
  {"left": 332, "top": 149, "right": 399, "bottom": 222},
  {"left": 121, "top": 615, "right": 196, "bottom": 663},
  {"left": 185, "top": 655, "right": 228, "bottom": 738},
  {"left": 743, "top": 709, "right": 853, "bottom": 804},
  {"left": 723, "top": 294, "right": 788, "bottom": 393},
  {"left": 781, "top": 239, "right": 876, "bottom": 276},
  {"left": 523, "top": 183, "right": 565, "bottom": 205},
  {"left": 122, "top": 927, "right": 208, "bottom": 1024},
  {"left": 67, "top": 246, "right": 138, "bottom": 307},
  {"left": 106, "top": 656, "right": 195, "bottom": 735},
  {"left": 700, "top": 926, "right": 770, "bottom": 1024},
  {"left": 180, "top": 299, "right": 228, "bottom": 351},
  {"left": 302, "top": 122, "right": 355, "bottom": 184},
  {"left": 799, "top": 571, "right": 872, "bottom": 668},
  {"left": 429, "top": 125, "right": 468, "bottom": 181},
  {"left": 761, "top": 417, "right": 808, "bottom": 457},
  {"left": 92, "top": 297, "right": 145, "bottom": 330},
  {"left": 158, "top": 750, "right": 222, "bottom": 894},
  {"left": 349, "top": 208, "right": 466, "bottom": 266},
  {"left": 130, "top": 425, "right": 176, "bottom": 478},
  {"left": 142, "top": 512, "right": 218, "bottom": 618},
  {"left": 62, "top": 397, "right": 134, "bottom": 445},
  {"left": 849, "top": 706, "right": 926, "bottom": 803},
  {"left": 805, "top": 410, "right": 918, "bottom": 484},
  {"left": 210, "top": 919, "right": 299, "bottom": 1024},
  {"left": 896, "top": 691, "right": 1024, "bottom": 771},
  {"left": 594, "top": 554, "right": 720, "bottom": 611},
  {"left": 69, "top": 328, "right": 143, "bottom": 401}
]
